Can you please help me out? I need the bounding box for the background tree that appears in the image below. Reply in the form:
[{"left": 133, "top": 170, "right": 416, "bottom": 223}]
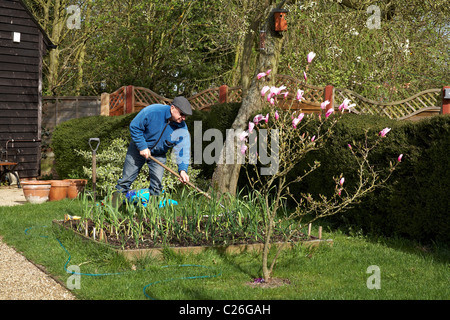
[
  {"left": 211, "top": 0, "right": 287, "bottom": 196},
  {"left": 280, "top": 0, "right": 449, "bottom": 101},
  {"left": 212, "top": 0, "right": 449, "bottom": 195}
]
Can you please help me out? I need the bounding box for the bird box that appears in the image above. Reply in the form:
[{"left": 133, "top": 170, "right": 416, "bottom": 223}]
[{"left": 274, "top": 9, "right": 288, "bottom": 32}]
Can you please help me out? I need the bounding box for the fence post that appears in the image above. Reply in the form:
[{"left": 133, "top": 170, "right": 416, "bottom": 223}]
[
  {"left": 324, "top": 84, "right": 334, "bottom": 111},
  {"left": 442, "top": 86, "right": 450, "bottom": 115},
  {"left": 219, "top": 85, "right": 229, "bottom": 104},
  {"left": 100, "top": 93, "right": 110, "bottom": 116},
  {"left": 126, "top": 85, "right": 135, "bottom": 114}
]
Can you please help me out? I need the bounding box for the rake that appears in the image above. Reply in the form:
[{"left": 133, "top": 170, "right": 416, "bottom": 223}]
[{"left": 147, "top": 154, "right": 226, "bottom": 210}]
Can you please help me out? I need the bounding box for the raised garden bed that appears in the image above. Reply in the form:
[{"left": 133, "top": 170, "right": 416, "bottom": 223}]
[{"left": 53, "top": 219, "right": 333, "bottom": 260}]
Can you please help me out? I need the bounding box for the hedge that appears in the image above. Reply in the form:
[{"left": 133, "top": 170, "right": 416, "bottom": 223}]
[
  {"left": 289, "top": 114, "right": 450, "bottom": 244},
  {"left": 51, "top": 113, "right": 136, "bottom": 178}
]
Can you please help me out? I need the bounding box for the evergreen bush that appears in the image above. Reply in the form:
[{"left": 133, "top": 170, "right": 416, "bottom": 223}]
[
  {"left": 295, "top": 114, "right": 450, "bottom": 243},
  {"left": 52, "top": 114, "right": 136, "bottom": 178}
]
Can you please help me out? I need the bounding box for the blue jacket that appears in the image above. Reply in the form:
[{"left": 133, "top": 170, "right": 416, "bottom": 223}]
[{"left": 129, "top": 104, "right": 190, "bottom": 173}]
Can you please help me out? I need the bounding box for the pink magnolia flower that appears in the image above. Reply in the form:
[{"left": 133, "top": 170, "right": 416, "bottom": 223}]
[
  {"left": 269, "top": 97, "right": 275, "bottom": 105},
  {"left": 240, "top": 144, "right": 247, "bottom": 154},
  {"left": 398, "top": 154, "right": 403, "bottom": 162},
  {"left": 339, "top": 177, "right": 345, "bottom": 186},
  {"left": 282, "top": 91, "right": 289, "bottom": 99},
  {"left": 261, "top": 86, "right": 270, "bottom": 96},
  {"left": 271, "top": 85, "right": 286, "bottom": 96},
  {"left": 338, "top": 98, "right": 351, "bottom": 112},
  {"left": 321, "top": 100, "right": 330, "bottom": 110},
  {"left": 257, "top": 72, "right": 266, "bottom": 79},
  {"left": 338, "top": 98, "right": 356, "bottom": 112},
  {"left": 239, "top": 131, "right": 249, "bottom": 142},
  {"left": 307, "top": 52, "right": 316, "bottom": 63},
  {"left": 292, "top": 118, "right": 300, "bottom": 129},
  {"left": 347, "top": 144, "right": 352, "bottom": 149},
  {"left": 303, "top": 71, "right": 307, "bottom": 82},
  {"left": 265, "top": 113, "right": 269, "bottom": 123},
  {"left": 311, "top": 135, "right": 316, "bottom": 142},
  {"left": 257, "top": 69, "right": 271, "bottom": 80},
  {"left": 297, "top": 112, "right": 304, "bottom": 121},
  {"left": 296, "top": 89, "right": 304, "bottom": 101},
  {"left": 248, "top": 121, "right": 255, "bottom": 133},
  {"left": 275, "top": 110, "right": 279, "bottom": 120},
  {"left": 325, "top": 107, "right": 334, "bottom": 118},
  {"left": 253, "top": 114, "right": 265, "bottom": 124},
  {"left": 379, "top": 127, "right": 391, "bottom": 137}
]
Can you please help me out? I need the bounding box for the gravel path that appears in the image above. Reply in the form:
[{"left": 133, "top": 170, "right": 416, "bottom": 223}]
[{"left": 0, "top": 186, "right": 76, "bottom": 300}]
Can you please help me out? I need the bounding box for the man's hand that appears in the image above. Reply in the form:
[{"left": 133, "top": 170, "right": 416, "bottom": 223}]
[
  {"left": 179, "top": 170, "right": 189, "bottom": 184},
  {"left": 140, "top": 148, "right": 151, "bottom": 159}
]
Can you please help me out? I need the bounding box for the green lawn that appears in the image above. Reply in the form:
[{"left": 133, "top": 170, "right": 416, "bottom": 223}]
[{"left": 0, "top": 199, "right": 448, "bottom": 301}]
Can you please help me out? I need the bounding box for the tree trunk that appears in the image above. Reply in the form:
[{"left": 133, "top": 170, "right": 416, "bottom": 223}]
[{"left": 211, "top": 4, "right": 285, "bottom": 196}]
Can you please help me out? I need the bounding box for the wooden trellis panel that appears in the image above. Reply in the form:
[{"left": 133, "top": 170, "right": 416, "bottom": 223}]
[
  {"left": 188, "top": 87, "right": 220, "bottom": 111},
  {"left": 105, "top": 75, "right": 443, "bottom": 121},
  {"left": 334, "top": 88, "right": 441, "bottom": 120},
  {"left": 275, "top": 74, "right": 325, "bottom": 106},
  {"left": 109, "top": 86, "right": 126, "bottom": 116},
  {"left": 134, "top": 87, "right": 171, "bottom": 113},
  {"left": 273, "top": 74, "right": 324, "bottom": 114},
  {"left": 226, "top": 87, "right": 243, "bottom": 104}
]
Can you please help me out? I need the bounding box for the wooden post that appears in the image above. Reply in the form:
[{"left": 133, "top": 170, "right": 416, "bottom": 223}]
[
  {"left": 324, "top": 85, "right": 334, "bottom": 111},
  {"left": 100, "top": 92, "right": 110, "bottom": 116},
  {"left": 219, "top": 85, "right": 228, "bottom": 104},
  {"left": 442, "top": 86, "right": 450, "bottom": 115},
  {"left": 318, "top": 226, "right": 322, "bottom": 240},
  {"left": 308, "top": 223, "right": 312, "bottom": 237},
  {"left": 125, "top": 85, "right": 134, "bottom": 114}
]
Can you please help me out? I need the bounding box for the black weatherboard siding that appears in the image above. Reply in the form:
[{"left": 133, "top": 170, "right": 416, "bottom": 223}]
[{"left": 0, "top": 0, "right": 54, "bottom": 178}]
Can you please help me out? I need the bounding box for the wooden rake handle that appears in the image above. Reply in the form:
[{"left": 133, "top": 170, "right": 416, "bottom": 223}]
[{"left": 148, "top": 154, "right": 216, "bottom": 203}]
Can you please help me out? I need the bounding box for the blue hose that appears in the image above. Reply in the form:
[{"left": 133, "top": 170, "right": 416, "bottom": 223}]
[{"left": 24, "top": 226, "right": 221, "bottom": 299}]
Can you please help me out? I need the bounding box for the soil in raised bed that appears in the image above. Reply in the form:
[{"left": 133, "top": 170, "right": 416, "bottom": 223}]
[{"left": 58, "top": 217, "right": 319, "bottom": 250}]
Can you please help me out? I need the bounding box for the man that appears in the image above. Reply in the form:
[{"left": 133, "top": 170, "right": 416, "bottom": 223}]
[{"left": 115, "top": 96, "right": 192, "bottom": 197}]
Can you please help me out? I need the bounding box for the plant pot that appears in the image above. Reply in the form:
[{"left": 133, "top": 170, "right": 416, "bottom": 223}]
[
  {"left": 21, "top": 182, "right": 51, "bottom": 204},
  {"left": 49, "top": 180, "right": 71, "bottom": 201},
  {"left": 65, "top": 179, "right": 88, "bottom": 199}
]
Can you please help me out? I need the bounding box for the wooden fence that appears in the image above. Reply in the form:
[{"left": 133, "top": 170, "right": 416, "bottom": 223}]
[
  {"left": 101, "top": 75, "right": 449, "bottom": 121},
  {"left": 43, "top": 96, "right": 101, "bottom": 129}
]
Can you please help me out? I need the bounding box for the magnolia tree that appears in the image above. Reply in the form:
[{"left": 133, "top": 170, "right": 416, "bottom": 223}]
[{"left": 239, "top": 52, "right": 403, "bottom": 282}]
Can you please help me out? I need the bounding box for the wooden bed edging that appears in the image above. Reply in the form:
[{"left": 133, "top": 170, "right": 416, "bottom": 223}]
[{"left": 53, "top": 220, "right": 333, "bottom": 261}]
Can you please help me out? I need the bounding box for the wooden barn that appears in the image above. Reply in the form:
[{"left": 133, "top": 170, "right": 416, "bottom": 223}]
[{"left": 0, "top": 0, "right": 55, "bottom": 180}]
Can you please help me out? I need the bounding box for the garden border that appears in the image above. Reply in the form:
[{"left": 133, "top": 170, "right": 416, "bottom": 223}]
[{"left": 53, "top": 220, "right": 333, "bottom": 261}]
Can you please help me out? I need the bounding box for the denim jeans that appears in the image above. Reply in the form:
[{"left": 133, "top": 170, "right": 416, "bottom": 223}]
[{"left": 115, "top": 141, "right": 166, "bottom": 195}]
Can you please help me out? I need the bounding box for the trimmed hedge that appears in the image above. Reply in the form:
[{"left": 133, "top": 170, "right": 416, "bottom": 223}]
[
  {"left": 290, "top": 114, "right": 450, "bottom": 244},
  {"left": 51, "top": 113, "right": 136, "bottom": 178}
]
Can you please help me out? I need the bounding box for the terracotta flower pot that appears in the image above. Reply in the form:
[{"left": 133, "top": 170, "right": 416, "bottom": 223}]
[
  {"left": 65, "top": 179, "right": 88, "bottom": 199},
  {"left": 21, "top": 181, "right": 51, "bottom": 204},
  {"left": 49, "top": 180, "right": 71, "bottom": 201}
]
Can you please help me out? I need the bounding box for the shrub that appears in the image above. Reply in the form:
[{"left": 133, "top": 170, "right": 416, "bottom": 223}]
[
  {"left": 52, "top": 114, "right": 136, "bottom": 178},
  {"left": 305, "top": 114, "right": 450, "bottom": 243},
  {"left": 74, "top": 137, "right": 201, "bottom": 196}
]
